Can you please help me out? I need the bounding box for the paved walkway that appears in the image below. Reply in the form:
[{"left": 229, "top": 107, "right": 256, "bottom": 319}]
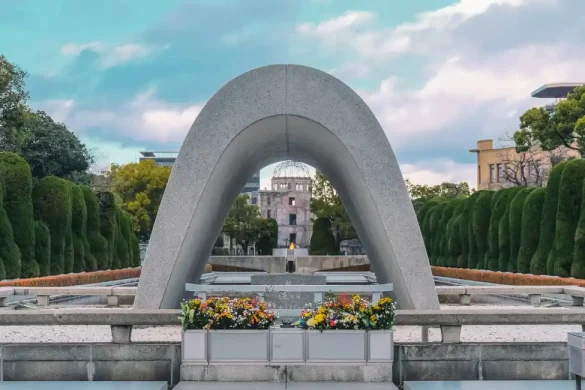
[
  {"left": 0, "top": 382, "right": 166, "bottom": 390},
  {"left": 404, "top": 380, "right": 578, "bottom": 390},
  {"left": 174, "top": 383, "right": 397, "bottom": 389}
]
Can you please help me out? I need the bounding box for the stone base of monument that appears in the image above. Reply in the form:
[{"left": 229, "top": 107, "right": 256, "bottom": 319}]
[{"left": 180, "top": 364, "right": 393, "bottom": 382}]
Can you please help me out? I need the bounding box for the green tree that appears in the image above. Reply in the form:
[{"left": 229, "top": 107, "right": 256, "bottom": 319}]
[
  {"left": 222, "top": 194, "right": 265, "bottom": 254},
  {"left": 310, "top": 217, "right": 339, "bottom": 255},
  {"left": 110, "top": 159, "right": 171, "bottom": 240},
  {"left": 419, "top": 200, "right": 441, "bottom": 257},
  {"left": 114, "top": 207, "right": 130, "bottom": 269},
  {"left": 460, "top": 193, "right": 479, "bottom": 269},
  {"left": 550, "top": 159, "right": 585, "bottom": 277},
  {"left": 0, "top": 56, "right": 29, "bottom": 152},
  {"left": 310, "top": 172, "right": 356, "bottom": 247},
  {"left": 80, "top": 185, "right": 107, "bottom": 271},
  {"left": 70, "top": 184, "right": 89, "bottom": 273},
  {"left": 573, "top": 179, "right": 585, "bottom": 278},
  {"left": 256, "top": 218, "right": 278, "bottom": 255},
  {"left": 508, "top": 188, "right": 534, "bottom": 272},
  {"left": 406, "top": 179, "right": 472, "bottom": 202},
  {"left": 34, "top": 221, "right": 50, "bottom": 276},
  {"left": 514, "top": 85, "right": 585, "bottom": 156},
  {"left": 447, "top": 201, "right": 465, "bottom": 267},
  {"left": 472, "top": 191, "right": 493, "bottom": 269},
  {"left": 518, "top": 188, "right": 545, "bottom": 274},
  {"left": 33, "top": 176, "right": 70, "bottom": 275},
  {"left": 99, "top": 191, "right": 117, "bottom": 269},
  {"left": 0, "top": 180, "right": 18, "bottom": 280},
  {"left": 532, "top": 161, "right": 568, "bottom": 274},
  {"left": 437, "top": 200, "right": 460, "bottom": 267},
  {"left": 429, "top": 203, "right": 448, "bottom": 265},
  {"left": 485, "top": 190, "right": 506, "bottom": 271},
  {"left": 63, "top": 183, "right": 74, "bottom": 273},
  {"left": 0, "top": 152, "right": 37, "bottom": 277},
  {"left": 497, "top": 187, "right": 521, "bottom": 272}
]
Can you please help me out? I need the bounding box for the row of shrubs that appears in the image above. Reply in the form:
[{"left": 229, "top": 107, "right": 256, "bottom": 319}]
[
  {"left": 0, "top": 152, "right": 140, "bottom": 280},
  {"left": 418, "top": 159, "right": 585, "bottom": 279}
]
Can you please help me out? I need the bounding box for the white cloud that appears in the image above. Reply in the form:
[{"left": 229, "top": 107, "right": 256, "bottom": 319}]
[
  {"left": 60, "top": 41, "right": 166, "bottom": 68},
  {"left": 83, "top": 137, "right": 146, "bottom": 172},
  {"left": 401, "top": 160, "right": 477, "bottom": 188},
  {"left": 296, "top": 11, "right": 375, "bottom": 36},
  {"left": 34, "top": 99, "right": 75, "bottom": 123},
  {"left": 38, "top": 89, "right": 203, "bottom": 143}
]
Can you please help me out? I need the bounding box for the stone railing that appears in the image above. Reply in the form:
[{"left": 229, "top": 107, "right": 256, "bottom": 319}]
[
  {"left": 0, "top": 286, "right": 137, "bottom": 307},
  {"left": 1, "top": 307, "right": 585, "bottom": 344},
  {"left": 436, "top": 285, "right": 585, "bottom": 306}
]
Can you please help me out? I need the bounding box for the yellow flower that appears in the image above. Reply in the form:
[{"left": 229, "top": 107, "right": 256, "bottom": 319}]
[
  {"left": 307, "top": 318, "right": 315, "bottom": 327},
  {"left": 370, "top": 315, "right": 377, "bottom": 321},
  {"left": 314, "top": 314, "right": 325, "bottom": 324}
]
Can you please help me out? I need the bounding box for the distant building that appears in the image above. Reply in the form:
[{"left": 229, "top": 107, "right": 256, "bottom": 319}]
[
  {"left": 257, "top": 161, "right": 314, "bottom": 249},
  {"left": 471, "top": 82, "right": 582, "bottom": 190},
  {"left": 139, "top": 151, "right": 260, "bottom": 193}
]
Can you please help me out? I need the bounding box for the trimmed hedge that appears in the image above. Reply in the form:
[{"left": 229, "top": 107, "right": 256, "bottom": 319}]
[
  {"left": 310, "top": 217, "right": 339, "bottom": 255},
  {"left": 98, "top": 192, "right": 117, "bottom": 269},
  {"left": 497, "top": 187, "right": 522, "bottom": 272},
  {"left": 80, "top": 185, "right": 106, "bottom": 271},
  {"left": 551, "top": 159, "right": 585, "bottom": 277},
  {"left": 114, "top": 207, "right": 130, "bottom": 269},
  {"left": 428, "top": 203, "right": 448, "bottom": 265},
  {"left": 0, "top": 181, "right": 18, "bottom": 280},
  {"left": 508, "top": 188, "right": 533, "bottom": 273},
  {"left": 419, "top": 200, "right": 440, "bottom": 257},
  {"left": 63, "top": 184, "right": 74, "bottom": 274},
  {"left": 70, "top": 185, "right": 87, "bottom": 273},
  {"left": 461, "top": 192, "right": 479, "bottom": 269},
  {"left": 0, "top": 152, "right": 36, "bottom": 278},
  {"left": 572, "top": 172, "right": 585, "bottom": 278},
  {"left": 436, "top": 201, "right": 458, "bottom": 267},
  {"left": 33, "top": 176, "right": 70, "bottom": 275},
  {"left": 34, "top": 221, "right": 51, "bottom": 276},
  {"left": 0, "top": 267, "right": 140, "bottom": 287},
  {"left": 472, "top": 191, "right": 493, "bottom": 270},
  {"left": 130, "top": 233, "right": 140, "bottom": 267},
  {"left": 534, "top": 161, "right": 568, "bottom": 275},
  {"left": 485, "top": 190, "right": 506, "bottom": 271},
  {"left": 517, "top": 188, "right": 546, "bottom": 274},
  {"left": 446, "top": 201, "right": 465, "bottom": 267}
]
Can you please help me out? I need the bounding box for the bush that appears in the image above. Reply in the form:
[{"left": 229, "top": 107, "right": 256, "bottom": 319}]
[
  {"left": 69, "top": 185, "right": 88, "bottom": 273},
  {"left": 0, "top": 152, "right": 36, "bottom": 278},
  {"left": 461, "top": 192, "right": 479, "bottom": 269},
  {"left": 0, "top": 182, "right": 19, "bottom": 280},
  {"left": 34, "top": 221, "right": 51, "bottom": 276},
  {"left": 518, "top": 188, "right": 546, "bottom": 274},
  {"left": 472, "top": 191, "right": 493, "bottom": 270},
  {"left": 310, "top": 217, "right": 339, "bottom": 255},
  {"left": 115, "top": 208, "right": 130, "bottom": 269},
  {"left": 497, "top": 187, "right": 522, "bottom": 272},
  {"left": 418, "top": 200, "right": 440, "bottom": 257},
  {"left": 80, "top": 186, "right": 106, "bottom": 271},
  {"left": 0, "top": 268, "right": 140, "bottom": 287},
  {"left": 485, "top": 190, "right": 506, "bottom": 271},
  {"left": 551, "top": 159, "right": 585, "bottom": 277},
  {"left": 98, "top": 192, "right": 117, "bottom": 269},
  {"left": 507, "top": 188, "right": 533, "bottom": 273},
  {"left": 130, "top": 234, "right": 141, "bottom": 267},
  {"left": 436, "top": 201, "right": 458, "bottom": 267},
  {"left": 532, "top": 161, "right": 568, "bottom": 275},
  {"left": 572, "top": 174, "right": 585, "bottom": 278},
  {"left": 429, "top": 203, "right": 448, "bottom": 265},
  {"left": 446, "top": 201, "right": 465, "bottom": 267},
  {"left": 33, "top": 176, "right": 71, "bottom": 275},
  {"left": 63, "top": 184, "right": 74, "bottom": 274}
]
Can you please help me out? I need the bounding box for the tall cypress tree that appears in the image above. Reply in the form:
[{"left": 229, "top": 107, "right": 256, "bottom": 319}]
[
  {"left": 507, "top": 188, "right": 534, "bottom": 273},
  {"left": 473, "top": 191, "right": 493, "bottom": 270}
]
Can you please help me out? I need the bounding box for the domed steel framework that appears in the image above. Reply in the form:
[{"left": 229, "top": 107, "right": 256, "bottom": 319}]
[{"left": 272, "top": 160, "right": 312, "bottom": 179}]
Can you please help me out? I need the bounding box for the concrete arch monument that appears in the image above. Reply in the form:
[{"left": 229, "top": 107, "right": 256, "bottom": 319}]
[{"left": 134, "top": 65, "right": 439, "bottom": 310}]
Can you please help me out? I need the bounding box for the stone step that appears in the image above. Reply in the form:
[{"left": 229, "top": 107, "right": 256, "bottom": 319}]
[
  {"left": 404, "top": 380, "right": 579, "bottom": 390},
  {"left": 174, "top": 382, "right": 398, "bottom": 389},
  {"left": 0, "top": 382, "right": 167, "bottom": 390}
]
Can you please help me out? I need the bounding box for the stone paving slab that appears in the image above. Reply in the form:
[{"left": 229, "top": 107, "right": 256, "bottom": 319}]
[
  {"left": 0, "top": 382, "right": 167, "bottom": 390},
  {"left": 175, "top": 383, "right": 398, "bottom": 389},
  {"left": 404, "top": 380, "right": 577, "bottom": 390}
]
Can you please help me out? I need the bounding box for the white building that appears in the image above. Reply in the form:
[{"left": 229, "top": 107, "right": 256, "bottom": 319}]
[{"left": 258, "top": 162, "right": 314, "bottom": 249}]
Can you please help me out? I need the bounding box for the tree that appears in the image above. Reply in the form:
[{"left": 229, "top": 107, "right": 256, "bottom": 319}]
[
  {"left": 222, "top": 194, "right": 264, "bottom": 254},
  {"left": 310, "top": 217, "right": 339, "bottom": 255},
  {"left": 0, "top": 152, "right": 37, "bottom": 277},
  {"left": 419, "top": 200, "right": 441, "bottom": 257},
  {"left": 507, "top": 188, "right": 534, "bottom": 272},
  {"left": 99, "top": 191, "right": 117, "bottom": 269},
  {"left": 110, "top": 159, "right": 171, "bottom": 240},
  {"left": 0, "top": 180, "right": 18, "bottom": 280},
  {"left": 436, "top": 200, "right": 459, "bottom": 267},
  {"left": 447, "top": 201, "right": 465, "bottom": 267},
  {"left": 0, "top": 56, "right": 28, "bottom": 153},
  {"left": 33, "top": 176, "right": 70, "bottom": 275},
  {"left": 550, "top": 159, "right": 585, "bottom": 277},
  {"left": 256, "top": 218, "right": 278, "bottom": 255},
  {"left": 80, "top": 185, "right": 107, "bottom": 271},
  {"left": 459, "top": 193, "right": 478, "bottom": 269},
  {"left": 514, "top": 85, "right": 585, "bottom": 156},
  {"left": 518, "top": 188, "right": 546, "bottom": 274},
  {"left": 114, "top": 208, "right": 130, "bottom": 269},
  {"left": 310, "top": 172, "right": 356, "bottom": 247},
  {"left": 34, "top": 221, "right": 50, "bottom": 276},
  {"left": 497, "top": 187, "right": 521, "bottom": 272},
  {"left": 531, "top": 161, "right": 568, "bottom": 275},
  {"left": 472, "top": 191, "right": 493, "bottom": 270},
  {"left": 485, "top": 190, "right": 506, "bottom": 271},
  {"left": 428, "top": 202, "right": 448, "bottom": 265},
  {"left": 70, "top": 184, "right": 88, "bottom": 273},
  {"left": 405, "top": 179, "right": 472, "bottom": 202}
]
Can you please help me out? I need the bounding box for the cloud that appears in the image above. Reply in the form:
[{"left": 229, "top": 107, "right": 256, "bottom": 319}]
[
  {"left": 83, "top": 137, "right": 146, "bottom": 172},
  {"left": 60, "top": 41, "right": 166, "bottom": 68},
  {"left": 401, "top": 160, "right": 477, "bottom": 188},
  {"left": 296, "top": 11, "right": 375, "bottom": 36},
  {"left": 37, "top": 89, "right": 203, "bottom": 143}
]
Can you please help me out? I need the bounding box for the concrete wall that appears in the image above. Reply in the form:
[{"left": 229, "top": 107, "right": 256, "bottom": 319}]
[
  {"left": 0, "top": 341, "right": 569, "bottom": 386},
  {"left": 207, "top": 255, "right": 370, "bottom": 274}
]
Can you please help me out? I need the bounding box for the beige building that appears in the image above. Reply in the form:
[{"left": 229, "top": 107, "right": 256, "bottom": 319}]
[
  {"left": 470, "top": 139, "right": 578, "bottom": 190},
  {"left": 257, "top": 162, "right": 314, "bottom": 249}
]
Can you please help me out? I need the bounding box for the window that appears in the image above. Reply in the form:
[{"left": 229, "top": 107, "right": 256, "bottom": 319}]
[
  {"left": 489, "top": 164, "right": 495, "bottom": 183},
  {"left": 288, "top": 182, "right": 291, "bottom": 190},
  {"left": 251, "top": 197, "right": 257, "bottom": 205},
  {"left": 289, "top": 214, "right": 297, "bottom": 225},
  {"left": 267, "top": 210, "right": 271, "bottom": 218},
  {"left": 272, "top": 183, "right": 277, "bottom": 190},
  {"left": 496, "top": 163, "right": 503, "bottom": 183},
  {"left": 267, "top": 197, "right": 271, "bottom": 205},
  {"left": 289, "top": 197, "right": 296, "bottom": 206},
  {"left": 289, "top": 233, "right": 297, "bottom": 245}
]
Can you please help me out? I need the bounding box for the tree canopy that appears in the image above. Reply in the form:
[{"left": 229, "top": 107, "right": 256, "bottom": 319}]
[
  {"left": 406, "top": 179, "right": 472, "bottom": 202},
  {"left": 514, "top": 85, "right": 585, "bottom": 156},
  {"left": 222, "top": 194, "right": 274, "bottom": 254}
]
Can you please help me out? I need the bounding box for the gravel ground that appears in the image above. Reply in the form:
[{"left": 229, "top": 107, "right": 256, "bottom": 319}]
[{"left": 0, "top": 304, "right": 579, "bottom": 343}]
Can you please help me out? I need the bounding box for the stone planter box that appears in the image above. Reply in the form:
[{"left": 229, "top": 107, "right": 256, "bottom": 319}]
[
  {"left": 568, "top": 332, "right": 585, "bottom": 377},
  {"left": 182, "top": 329, "right": 393, "bottom": 366}
]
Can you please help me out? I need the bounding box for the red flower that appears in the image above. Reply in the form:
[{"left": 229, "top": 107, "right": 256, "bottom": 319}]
[
  {"left": 338, "top": 294, "right": 351, "bottom": 305},
  {"left": 329, "top": 320, "right": 336, "bottom": 327}
]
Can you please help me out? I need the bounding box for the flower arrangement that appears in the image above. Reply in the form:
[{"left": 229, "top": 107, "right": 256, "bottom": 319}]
[
  {"left": 179, "top": 296, "right": 278, "bottom": 330},
  {"left": 294, "top": 294, "right": 395, "bottom": 331}
]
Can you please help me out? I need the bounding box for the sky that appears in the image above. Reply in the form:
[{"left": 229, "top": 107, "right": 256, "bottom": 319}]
[{"left": 2, "top": 0, "right": 585, "bottom": 190}]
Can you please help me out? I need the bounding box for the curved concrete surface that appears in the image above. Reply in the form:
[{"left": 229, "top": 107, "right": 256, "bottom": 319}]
[{"left": 135, "top": 64, "right": 439, "bottom": 310}]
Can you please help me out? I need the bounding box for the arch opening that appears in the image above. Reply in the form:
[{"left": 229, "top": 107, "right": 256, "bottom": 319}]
[{"left": 135, "top": 64, "right": 438, "bottom": 310}]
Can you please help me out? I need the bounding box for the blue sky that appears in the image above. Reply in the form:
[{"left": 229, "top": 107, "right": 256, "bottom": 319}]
[{"left": 2, "top": 0, "right": 584, "bottom": 189}]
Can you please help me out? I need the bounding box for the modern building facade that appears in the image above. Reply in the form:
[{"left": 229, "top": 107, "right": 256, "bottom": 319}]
[
  {"left": 257, "top": 161, "right": 314, "bottom": 249},
  {"left": 471, "top": 83, "right": 582, "bottom": 190},
  {"left": 139, "top": 151, "right": 260, "bottom": 193}
]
